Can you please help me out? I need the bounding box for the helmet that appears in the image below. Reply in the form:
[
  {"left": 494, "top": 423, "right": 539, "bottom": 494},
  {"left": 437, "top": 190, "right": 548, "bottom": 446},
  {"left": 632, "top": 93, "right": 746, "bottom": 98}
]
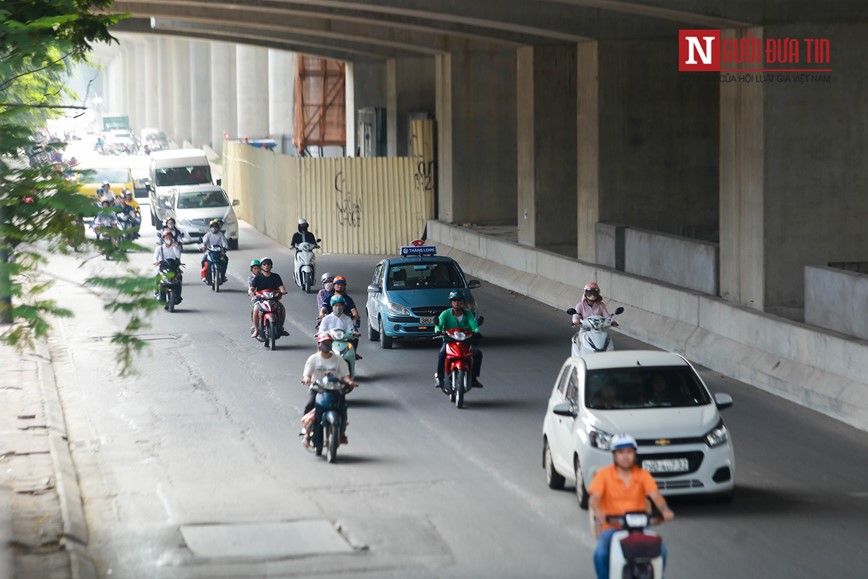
[
  {"left": 584, "top": 282, "right": 600, "bottom": 293},
  {"left": 161, "top": 228, "right": 174, "bottom": 239},
  {"left": 123, "top": 188, "right": 132, "bottom": 196},
  {"left": 320, "top": 272, "right": 333, "bottom": 285},
  {"left": 298, "top": 218, "right": 308, "bottom": 232},
  {"left": 316, "top": 332, "right": 333, "bottom": 344},
  {"left": 448, "top": 290, "right": 465, "bottom": 301},
  {"left": 209, "top": 219, "right": 221, "bottom": 229},
  {"left": 611, "top": 434, "right": 638, "bottom": 451},
  {"left": 333, "top": 276, "right": 347, "bottom": 285},
  {"left": 100, "top": 197, "right": 112, "bottom": 205},
  {"left": 260, "top": 257, "right": 273, "bottom": 267},
  {"left": 250, "top": 259, "right": 261, "bottom": 269},
  {"left": 330, "top": 295, "right": 346, "bottom": 307},
  {"left": 102, "top": 181, "right": 111, "bottom": 187}
]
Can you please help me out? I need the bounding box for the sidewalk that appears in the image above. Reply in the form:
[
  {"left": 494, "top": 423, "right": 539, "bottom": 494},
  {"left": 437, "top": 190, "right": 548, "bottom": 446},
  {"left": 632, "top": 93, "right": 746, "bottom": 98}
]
[{"left": 0, "top": 340, "right": 97, "bottom": 578}]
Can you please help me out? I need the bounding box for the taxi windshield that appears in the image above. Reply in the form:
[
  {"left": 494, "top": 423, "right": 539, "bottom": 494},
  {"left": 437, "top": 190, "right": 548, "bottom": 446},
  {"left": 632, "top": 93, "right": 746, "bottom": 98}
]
[{"left": 387, "top": 262, "right": 463, "bottom": 290}]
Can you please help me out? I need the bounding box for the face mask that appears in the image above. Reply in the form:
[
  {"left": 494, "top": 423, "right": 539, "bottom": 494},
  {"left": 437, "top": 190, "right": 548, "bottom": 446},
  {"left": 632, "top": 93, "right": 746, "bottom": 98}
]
[
  {"left": 210, "top": 227, "right": 219, "bottom": 233},
  {"left": 332, "top": 306, "right": 344, "bottom": 316},
  {"left": 324, "top": 282, "right": 334, "bottom": 292},
  {"left": 586, "top": 294, "right": 597, "bottom": 302},
  {"left": 318, "top": 343, "right": 331, "bottom": 353}
]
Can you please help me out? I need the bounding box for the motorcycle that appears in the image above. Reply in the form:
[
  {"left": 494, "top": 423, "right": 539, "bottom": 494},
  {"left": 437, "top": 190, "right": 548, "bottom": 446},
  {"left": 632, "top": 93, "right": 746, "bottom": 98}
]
[
  {"left": 293, "top": 240, "right": 320, "bottom": 293},
  {"left": 157, "top": 258, "right": 184, "bottom": 312},
  {"left": 254, "top": 289, "right": 283, "bottom": 350},
  {"left": 567, "top": 306, "right": 625, "bottom": 357},
  {"left": 116, "top": 212, "right": 137, "bottom": 247},
  {"left": 602, "top": 512, "right": 664, "bottom": 579},
  {"left": 326, "top": 327, "right": 361, "bottom": 379},
  {"left": 203, "top": 245, "right": 226, "bottom": 292},
  {"left": 439, "top": 328, "right": 477, "bottom": 409},
  {"left": 302, "top": 375, "right": 354, "bottom": 463},
  {"left": 92, "top": 219, "right": 119, "bottom": 259}
]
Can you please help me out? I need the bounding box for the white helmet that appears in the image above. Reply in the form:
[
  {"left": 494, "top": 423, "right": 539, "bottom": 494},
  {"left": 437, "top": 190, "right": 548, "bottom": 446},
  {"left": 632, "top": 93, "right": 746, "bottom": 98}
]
[
  {"left": 610, "top": 434, "right": 638, "bottom": 451},
  {"left": 298, "top": 218, "right": 308, "bottom": 226}
]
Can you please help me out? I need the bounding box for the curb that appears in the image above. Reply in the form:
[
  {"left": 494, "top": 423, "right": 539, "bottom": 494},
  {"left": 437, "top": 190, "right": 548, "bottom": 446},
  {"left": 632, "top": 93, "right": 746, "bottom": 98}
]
[{"left": 35, "top": 341, "right": 99, "bottom": 579}]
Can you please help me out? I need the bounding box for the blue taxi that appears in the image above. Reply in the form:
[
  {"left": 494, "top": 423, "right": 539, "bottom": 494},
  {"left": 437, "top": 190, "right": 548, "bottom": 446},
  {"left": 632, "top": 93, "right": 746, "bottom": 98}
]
[{"left": 366, "top": 245, "right": 483, "bottom": 349}]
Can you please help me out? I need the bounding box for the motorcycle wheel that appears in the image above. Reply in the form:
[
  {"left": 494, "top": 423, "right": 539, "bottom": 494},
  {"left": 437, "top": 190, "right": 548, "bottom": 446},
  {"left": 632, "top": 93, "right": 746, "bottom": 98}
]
[
  {"left": 314, "top": 426, "right": 323, "bottom": 456},
  {"left": 267, "top": 321, "right": 277, "bottom": 350},
  {"left": 212, "top": 264, "right": 219, "bottom": 292},
  {"left": 326, "top": 422, "right": 339, "bottom": 463},
  {"left": 167, "top": 290, "right": 175, "bottom": 313},
  {"left": 454, "top": 370, "right": 465, "bottom": 409}
]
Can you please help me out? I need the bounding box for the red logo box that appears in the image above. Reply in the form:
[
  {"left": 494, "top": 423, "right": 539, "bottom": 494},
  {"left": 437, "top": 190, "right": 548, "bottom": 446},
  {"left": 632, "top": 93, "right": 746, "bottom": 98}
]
[{"left": 679, "top": 30, "right": 721, "bottom": 71}]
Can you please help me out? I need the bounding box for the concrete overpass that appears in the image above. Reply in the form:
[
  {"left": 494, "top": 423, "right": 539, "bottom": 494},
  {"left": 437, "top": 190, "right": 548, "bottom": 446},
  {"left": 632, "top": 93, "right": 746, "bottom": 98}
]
[{"left": 88, "top": 1, "right": 868, "bottom": 427}]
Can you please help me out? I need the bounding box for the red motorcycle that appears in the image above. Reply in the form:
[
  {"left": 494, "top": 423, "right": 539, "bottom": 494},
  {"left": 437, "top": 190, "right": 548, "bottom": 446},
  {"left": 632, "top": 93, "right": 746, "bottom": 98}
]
[
  {"left": 254, "top": 290, "right": 283, "bottom": 350},
  {"left": 442, "top": 328, "right": 476, "bottom": 409}
]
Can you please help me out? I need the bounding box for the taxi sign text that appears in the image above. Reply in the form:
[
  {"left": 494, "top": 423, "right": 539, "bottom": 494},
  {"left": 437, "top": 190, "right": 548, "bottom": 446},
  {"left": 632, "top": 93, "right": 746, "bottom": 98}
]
[{"left": 400, "top": 245, "right": 436, "bottom": 257}]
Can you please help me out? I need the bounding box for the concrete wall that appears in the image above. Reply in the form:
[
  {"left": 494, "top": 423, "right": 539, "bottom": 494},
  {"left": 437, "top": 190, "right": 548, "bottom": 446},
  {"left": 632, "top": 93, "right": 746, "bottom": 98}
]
[
  {"left": 599, "top": 38, "right": 719, "bottom": 237},
  {"left": 428, "top": 221, "right": 868, "bottom": 432},
  {"left": 625, "top": 227, "right": 719, "bottom": 295},
  {"left": 763, "top": 23, "right": 868, "bottom": 318},
  {"left": 396, "top": 56, "right": 436, "bottom": 157},
  {"left": 805, "top": 266, "right": 868, "bottom": 341}
]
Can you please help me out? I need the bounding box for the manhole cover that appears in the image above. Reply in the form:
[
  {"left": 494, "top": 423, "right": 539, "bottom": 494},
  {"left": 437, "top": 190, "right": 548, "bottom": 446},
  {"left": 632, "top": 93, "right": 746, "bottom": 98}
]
[{"left": 180, "top": 520, "right": 354, "bottom": 559}]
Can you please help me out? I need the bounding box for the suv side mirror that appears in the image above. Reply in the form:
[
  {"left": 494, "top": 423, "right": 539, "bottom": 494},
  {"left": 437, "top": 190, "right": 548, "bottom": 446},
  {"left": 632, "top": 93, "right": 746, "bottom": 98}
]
[
  {"left": 232, "top": 199, "right": 240, "bottom": 206},
  {"left": 215, "top": 178, "right": 222, "bottom": 186},
  {"left": 714, "top": 393, "right": 734, "bottom": 410}
]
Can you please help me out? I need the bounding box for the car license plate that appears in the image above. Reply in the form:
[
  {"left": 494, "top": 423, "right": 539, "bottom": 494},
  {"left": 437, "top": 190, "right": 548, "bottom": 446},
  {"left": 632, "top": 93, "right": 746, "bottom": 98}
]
[
  {"left": 420, "top": 316, "right": 435, "bottom": 324},
  {"left": 642, "top": 458, "right": 689, "bottom": 473}
]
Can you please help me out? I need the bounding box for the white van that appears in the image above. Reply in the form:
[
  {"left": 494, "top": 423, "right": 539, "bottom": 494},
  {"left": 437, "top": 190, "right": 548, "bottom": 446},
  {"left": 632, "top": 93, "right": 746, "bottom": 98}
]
[{"left": 148, "top": 149, "right": 213, "bottom": 226}]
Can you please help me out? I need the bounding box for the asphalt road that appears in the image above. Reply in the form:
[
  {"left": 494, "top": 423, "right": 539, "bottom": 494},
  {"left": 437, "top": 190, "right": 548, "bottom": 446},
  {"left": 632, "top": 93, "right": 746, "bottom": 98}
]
[{"left": 45, "top": 216, "right": 868, "bottom": 578}]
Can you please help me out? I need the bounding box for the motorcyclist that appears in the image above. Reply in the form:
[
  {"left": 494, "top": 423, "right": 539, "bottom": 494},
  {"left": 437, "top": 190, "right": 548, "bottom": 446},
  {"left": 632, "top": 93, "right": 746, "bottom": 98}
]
[
  {"left": 290, "top": 218, "right": 318, "bottom": 249},
  {"left": 434, "top": 290, "right": 483, "bottom": 391},
  {"left": 571, "top": 282, "right": 618, "bottom": 327},
  {"left": 320, "top": 295, "right": 358, "bottom": 335},
  {"left": 319, "top": 276, "right": 360, "bottom": 322},
  {"left": 91, "top": 198, "right": 118, "bottom": 239},
  {"left": 153, "top": 229, "right": 184, "bottom": 305},
  {"left": 589, "top": 434, "right": 674, "bottom": 579},
  {"left": 160, "top": 218, "right": 184, "bottom": 248},
  {"left": 249, "top": 257, "right": 289, "bottom": 338},
  {"left": 117, "top": 190, "right": 141, "bottom": 238},
  {"left": 247, "top": 259, "right": 262, "bottom": 332},
  {"left": 101, "top": 181, "right": 117, "bottom": 203},
  {"left": 301, "top": 332, "right": 357, "bottom": 445},
  {"left": 316, "top": 272, "right": 334, "bottom": 315},
  {"left": 199, "top": 219, "right": 229, "bottom": 284}
]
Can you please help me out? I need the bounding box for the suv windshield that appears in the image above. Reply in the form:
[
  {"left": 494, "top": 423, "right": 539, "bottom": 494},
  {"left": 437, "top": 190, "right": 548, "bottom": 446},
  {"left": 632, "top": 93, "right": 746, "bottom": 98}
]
[
  {"left": 585, "top": 366, "right": 712, "bottom": 409},
  {"left": 387, "top": 262, "right": 464, "bottom": 290},
  {"left": 177, "top": 189, "right": 228, "bottom": 209},
  {"left": 155, "top": 165, "right": 211, "bottom": 186}
]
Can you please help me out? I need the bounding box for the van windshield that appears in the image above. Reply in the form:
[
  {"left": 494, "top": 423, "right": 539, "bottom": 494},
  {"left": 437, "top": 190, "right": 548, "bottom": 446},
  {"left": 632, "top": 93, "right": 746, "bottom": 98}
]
[
  {"left": 177, "top": 189, "right": 229, "bottom": 209},
  {"left": 155, "top": 165, "right": 211, "bottom": 186}
]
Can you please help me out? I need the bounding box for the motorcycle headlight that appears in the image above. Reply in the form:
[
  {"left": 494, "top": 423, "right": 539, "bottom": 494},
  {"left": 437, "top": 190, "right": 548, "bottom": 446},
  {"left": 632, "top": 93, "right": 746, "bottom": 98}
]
[
  {"left": 384, "top": 300, "right": 410, "bottom": 316},
  {"left": 588, "top": 426, "right": 614, "bottom": 450},
  {"left": 705, "top": 419, "right": 729, "bottom": 448}
]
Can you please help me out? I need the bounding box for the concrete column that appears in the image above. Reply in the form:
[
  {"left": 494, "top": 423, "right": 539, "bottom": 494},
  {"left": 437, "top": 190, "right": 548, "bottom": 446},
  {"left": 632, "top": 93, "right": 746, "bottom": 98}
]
[
  {"left": 210, "top": 42, "right": 236, "bottom": 155},
  {"left": 435, "top": 53, "right": 453, "bottom": 222},
  {"left": 345, "top": 62, "right": 356, "bottom": 156},
  {"left": 577, "top": 41, "right": 600, "bottom": 262},
  {"left": 268, "top": 48, "right": 296, "bottom": 153},
  {"left": 190, "top": 40, "right": 212, "bottom": 148},
  {"left": 516, "top": 47, "right": 535, "bottom": 245},
  {"left": 236, "top": 44, "right": 269, "bottom": 140},
  {"left": 386, "top": 58, "right": 398, "bottom": 156},
  {"left": 142, "top": 38, "right": 158, "bottom": 129},
  {"left": 157, "top": 37, "right": 175, "bottom": 139},
  {"left": 131, "top": 41, "right": 146, "bottom": 134},
  {"left": 395, "top": 56, "right": 435, "bottom": 156},
  {"left": 172, "top": 38, "right": 191, "bottom": 145},
  {"left": 105, "top": 54, "right": 124, "bottom": 116}
]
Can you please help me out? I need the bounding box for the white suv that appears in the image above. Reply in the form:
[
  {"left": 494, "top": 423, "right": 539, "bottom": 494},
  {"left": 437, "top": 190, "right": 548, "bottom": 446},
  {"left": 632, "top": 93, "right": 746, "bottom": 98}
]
[{"left": 542, "top": 350, "right": 735, "bottom": 508}]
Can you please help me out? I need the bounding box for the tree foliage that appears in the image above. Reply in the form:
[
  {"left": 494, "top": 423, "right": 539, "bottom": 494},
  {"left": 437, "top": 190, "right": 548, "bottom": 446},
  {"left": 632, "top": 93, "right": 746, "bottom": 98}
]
[{"left": 1, "top": 1, "right": 154, "bottom": 375}]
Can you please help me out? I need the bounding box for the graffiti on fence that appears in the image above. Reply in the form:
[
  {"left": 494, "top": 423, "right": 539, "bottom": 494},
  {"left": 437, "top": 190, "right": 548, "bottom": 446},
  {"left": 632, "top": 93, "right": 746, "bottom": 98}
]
[{"left": 334, "top": 171, "right": 362, "bottom": 228}]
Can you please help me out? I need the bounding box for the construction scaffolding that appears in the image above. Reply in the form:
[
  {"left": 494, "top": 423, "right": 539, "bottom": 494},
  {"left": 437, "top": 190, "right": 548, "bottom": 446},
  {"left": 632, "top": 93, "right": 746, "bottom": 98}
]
[{"left": 293, "top": 55, "right": 346, "bottom": 154}]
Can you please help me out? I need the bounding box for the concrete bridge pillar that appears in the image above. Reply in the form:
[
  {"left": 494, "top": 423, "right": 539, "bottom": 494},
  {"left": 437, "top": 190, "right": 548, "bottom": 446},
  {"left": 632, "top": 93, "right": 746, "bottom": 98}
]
[
  {"left": 210, "top": 42, "right": 236, "bottom": 155},
  {"left": 142, "top": 38, "right": 159, "bottom": 130},
  {"left": 516, "top": 44, "right": 577, "bottom": 255},
  {"left": 236, "top": 44, "right": 269, "bottom": 140},
  {"left": 156, "top": 37, "right": 175, "bottom": 140},
  {"left": 172, "top": 38, "right": 192, "bottom": 145},
  {"left": 268, "top": 48, "right": 296, "bottom": 153},
  {"left": 190, "top": 40, "right": 212, "bottom": 149}
]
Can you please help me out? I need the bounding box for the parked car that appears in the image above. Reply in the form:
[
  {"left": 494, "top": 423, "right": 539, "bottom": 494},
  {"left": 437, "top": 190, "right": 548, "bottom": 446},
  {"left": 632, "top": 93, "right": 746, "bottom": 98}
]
[
  {"left": 366, "top": 246, "right": 482, "bottom": 349},
  {"left": 161, "top": 184, "right": 239, "bottom": 249},
  {"left": 542, "top": 350, "right": 735, "bottom": 508}
]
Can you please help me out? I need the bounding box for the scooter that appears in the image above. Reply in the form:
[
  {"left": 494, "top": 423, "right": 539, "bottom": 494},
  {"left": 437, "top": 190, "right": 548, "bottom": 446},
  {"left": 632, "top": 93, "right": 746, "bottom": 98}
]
[
  {"left": 254, "top": 290, "right": 283, "bottom": 350},
  {"left": 439, "top": 328, "right": 476, "bottom": 409},
  {"left": 203, "top": 245, "right": 226, "bottom": 292},
  {"left": 326, "top": 327, "right": 361, "bottom": 379},
  {"left": 293, "top": 240, "right": 320, "bottom": 293},
  {"left": 603, "top": 512, "right": 665, "bottom": 579},
  {"left": 302, "top": 375, "right": 354, "bottom": 464},
  {"left": 566, "top": 306, "right": 624, "bottom": 356},
  {"left": 157, "top": 258, "right": 184, "bottom": 312}
]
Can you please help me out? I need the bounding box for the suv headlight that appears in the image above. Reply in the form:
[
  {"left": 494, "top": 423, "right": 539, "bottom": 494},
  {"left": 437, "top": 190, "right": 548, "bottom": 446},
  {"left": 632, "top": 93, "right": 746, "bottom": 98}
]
[
  {"left": 384, "top": 300, "right": 410, "bottom": 316},
  {"left": 588, "top": 426, "right": 614, "bottom": 450},
  {"left": 223, "top": 213, "right": 237, "bottom": 226},
  {"left": 705, "top": 419, "right": 729, "bottom": 448}
]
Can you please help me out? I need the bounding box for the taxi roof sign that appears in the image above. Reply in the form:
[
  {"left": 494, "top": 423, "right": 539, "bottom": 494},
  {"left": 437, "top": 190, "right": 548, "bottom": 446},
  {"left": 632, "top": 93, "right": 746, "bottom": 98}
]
[{"left": 400, "top": 245, "right": 436, "bottom": 257}]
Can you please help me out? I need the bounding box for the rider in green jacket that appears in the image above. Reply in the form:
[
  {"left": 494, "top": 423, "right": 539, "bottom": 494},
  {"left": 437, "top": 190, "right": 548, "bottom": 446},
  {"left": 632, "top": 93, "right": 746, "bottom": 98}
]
[{"left": 434, "top": 290, "right": 483, "bottom": 391}]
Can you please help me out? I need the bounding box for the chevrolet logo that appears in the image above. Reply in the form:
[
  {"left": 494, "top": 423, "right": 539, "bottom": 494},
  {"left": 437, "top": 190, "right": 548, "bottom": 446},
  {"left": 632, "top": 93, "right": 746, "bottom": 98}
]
[{"left": 655, "top": 439, "right": 671, "bottom": 446}]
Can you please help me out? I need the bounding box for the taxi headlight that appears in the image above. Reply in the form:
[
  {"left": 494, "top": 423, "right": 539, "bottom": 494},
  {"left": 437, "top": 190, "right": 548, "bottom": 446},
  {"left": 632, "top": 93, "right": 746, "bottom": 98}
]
[
  {"left": 384, "top": 300, "right": 410, "bottom": 316},
  {"left": 705, "top": 419, "right": 729, "bottom": 448}
]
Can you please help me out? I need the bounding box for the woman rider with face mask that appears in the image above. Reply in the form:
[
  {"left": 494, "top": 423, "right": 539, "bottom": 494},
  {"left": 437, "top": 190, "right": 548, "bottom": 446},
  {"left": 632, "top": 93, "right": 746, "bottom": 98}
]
[{"left": 571, "top": 282, "right": 618, "bottom": 328}]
